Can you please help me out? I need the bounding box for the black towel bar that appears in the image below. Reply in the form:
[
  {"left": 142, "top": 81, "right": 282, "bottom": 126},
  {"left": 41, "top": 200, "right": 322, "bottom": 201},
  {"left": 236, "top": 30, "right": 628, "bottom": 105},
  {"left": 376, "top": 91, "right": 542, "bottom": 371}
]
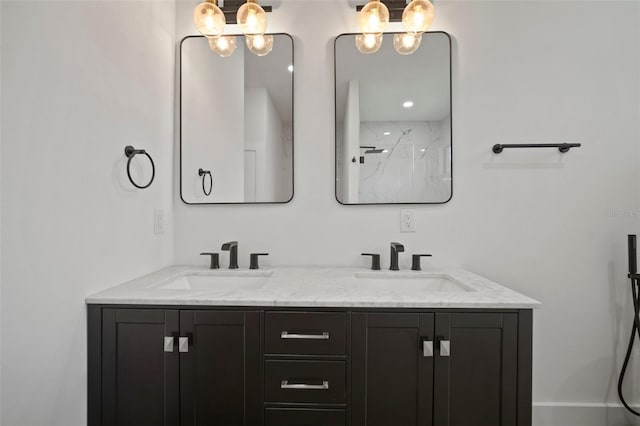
[{"left": 492, "top": 143, "right": 581, "bottom": 154}]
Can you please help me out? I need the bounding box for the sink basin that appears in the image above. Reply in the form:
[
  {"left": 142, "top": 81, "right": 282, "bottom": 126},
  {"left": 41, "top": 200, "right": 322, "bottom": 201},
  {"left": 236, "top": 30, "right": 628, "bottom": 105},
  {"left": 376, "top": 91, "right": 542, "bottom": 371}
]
[
  {"left": 354, "top": 272, "right": 472, "bottom": 292},
  {"left": 155, "top": 271, "right": 273, "bottom": 290}
]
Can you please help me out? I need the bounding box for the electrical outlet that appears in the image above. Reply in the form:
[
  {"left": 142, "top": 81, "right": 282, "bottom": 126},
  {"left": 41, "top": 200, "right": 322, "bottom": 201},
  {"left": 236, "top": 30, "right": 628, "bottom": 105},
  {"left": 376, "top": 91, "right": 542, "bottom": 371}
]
[
  {"left": 154, "top": 209, "right": 165, "bottom": 235},
  {"left": 400, "top": 209, "right": 416, "bottom": 233}
]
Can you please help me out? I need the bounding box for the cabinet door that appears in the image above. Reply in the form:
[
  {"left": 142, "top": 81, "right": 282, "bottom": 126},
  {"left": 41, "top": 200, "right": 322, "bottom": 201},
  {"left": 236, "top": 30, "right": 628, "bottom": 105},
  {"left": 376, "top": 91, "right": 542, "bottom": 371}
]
[
  {"left": 179, "top": 310, "right": 260, "bottom": 426},
  {"left": 433, "top": 313, "right": 518, "bottom": 426},
  {"left": 101, "top": 308, "right": 179, "bottom": 426},
  {"left": 352, "top": 313, "right": 434, "bottom": 426}
]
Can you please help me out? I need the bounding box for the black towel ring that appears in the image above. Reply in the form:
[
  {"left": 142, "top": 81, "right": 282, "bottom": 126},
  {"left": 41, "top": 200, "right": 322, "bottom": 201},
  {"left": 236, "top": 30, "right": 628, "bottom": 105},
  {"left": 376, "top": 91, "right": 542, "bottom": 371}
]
[
  {"left": 199, "top": 168, "right": 213, "bottom": 196},
  {"left": 124, "top": 146, "right": 155, "bottom": 189}
]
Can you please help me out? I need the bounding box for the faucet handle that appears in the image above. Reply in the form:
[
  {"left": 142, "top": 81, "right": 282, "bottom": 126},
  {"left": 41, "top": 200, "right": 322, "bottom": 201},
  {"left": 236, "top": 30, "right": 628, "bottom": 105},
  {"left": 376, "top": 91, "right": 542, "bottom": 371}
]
[
  {"left": 249, "top": 253, "right": 269, "bottom": 270},
  {"left": 390, "top": 242, "right": 405, "bottom": 252},
  {"left": 361, "top": 253, "right": 381, "bottom": 270},
  {"left": 221, "top": 241, "right": 238, "bottom": 250},
  {"left": 411, "top": 254, "right": 432, "bottom": 271},
  {"left": 200, "top": 252, "right": 220, "bottom": 270}
]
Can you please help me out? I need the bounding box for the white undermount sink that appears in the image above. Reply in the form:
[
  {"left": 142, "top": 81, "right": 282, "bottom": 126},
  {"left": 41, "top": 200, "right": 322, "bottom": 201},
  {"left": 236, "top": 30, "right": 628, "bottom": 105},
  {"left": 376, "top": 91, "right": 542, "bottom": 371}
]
[
  {"left": 354, "top": 272, "right": 472, "bottom": 292},
  {"left": 155, "top": 271, "right": 273, "bottom": 290}
]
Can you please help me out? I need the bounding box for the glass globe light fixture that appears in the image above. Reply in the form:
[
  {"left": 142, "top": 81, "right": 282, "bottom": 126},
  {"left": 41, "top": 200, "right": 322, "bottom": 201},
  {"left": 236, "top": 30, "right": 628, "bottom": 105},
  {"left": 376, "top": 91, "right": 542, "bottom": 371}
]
[
  {"left": 237, "top": 0, "right": 268, "bottom": 35},
  {"left": 209, "top": 35, "right": 237, "bottom": 57},
  {"left": 194, "top": 0, "right": 226, "bottom": 38},
  {"left": 393, "top": 32, "right": 422, "bottom": 55},
  {"left": 246, "top": 34, "right": 274, "bottom": 56},
  {"left": 358, "top": 0, "right": 389, "bottom": 34},
  {"left": 355, "top": 33, "right": 383, "bottom": 54},
  {"left": 402, "top": 0, "right": 435, "bottom": 34}
]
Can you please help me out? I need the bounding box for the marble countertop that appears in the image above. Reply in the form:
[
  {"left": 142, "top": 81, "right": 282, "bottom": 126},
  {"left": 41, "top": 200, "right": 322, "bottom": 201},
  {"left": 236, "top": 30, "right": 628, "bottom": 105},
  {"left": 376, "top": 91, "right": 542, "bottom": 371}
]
[{"left": 85, "top": 266, "right": 540, "bottom": 309}]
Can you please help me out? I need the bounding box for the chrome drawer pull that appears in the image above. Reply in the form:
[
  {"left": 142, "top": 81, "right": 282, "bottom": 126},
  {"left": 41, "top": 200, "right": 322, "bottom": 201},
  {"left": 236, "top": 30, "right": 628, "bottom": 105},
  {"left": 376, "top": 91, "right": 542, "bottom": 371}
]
[
  {"left": 423, "top": 340, "right": 433, "bottom": 357},
  {"left": 440, "top": 340, "right": 451, "bottom": 357},
  {"left": 178, "top": 336, "right": 189, "bottom": 353},
  {"left": 280, "top": 380, "right": 329, "bottom": 390},
  {"left": 164, "top": 336, "right": 175, "bottom": 353},
  {"left": 280, "top": 331, "right": 330, "bottom": 340}
]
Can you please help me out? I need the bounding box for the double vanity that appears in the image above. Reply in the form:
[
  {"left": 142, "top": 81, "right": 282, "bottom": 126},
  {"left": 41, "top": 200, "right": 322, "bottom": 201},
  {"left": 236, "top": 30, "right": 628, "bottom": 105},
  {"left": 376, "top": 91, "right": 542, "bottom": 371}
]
[
  {"left": 94, "top": 25, "right": 536, "bottom": 426},
  {"left": 86, "top": 262, "right": 539, "bottom": 426}
]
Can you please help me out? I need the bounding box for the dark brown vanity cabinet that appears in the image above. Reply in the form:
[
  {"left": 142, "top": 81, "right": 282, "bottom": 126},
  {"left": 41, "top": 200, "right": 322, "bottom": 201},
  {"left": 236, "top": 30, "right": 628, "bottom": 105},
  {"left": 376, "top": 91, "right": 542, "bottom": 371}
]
[
  {"left": 98, "top": 309, "right": 180, "bottom": 426},
  {"left": 351, "top": 311, "right": 532, "bottom": 426},
  {"left": 89, "top": 307, "right": 259, "bottom": 426},
  {"left": 351, "top": 313, "right": 435, "bottom": 426},
  {"left": 89, "top": 307, "right": 532, "bottom": 426},
  {"left": 179, "top": 310, "right": 260, "bottom": 425}
]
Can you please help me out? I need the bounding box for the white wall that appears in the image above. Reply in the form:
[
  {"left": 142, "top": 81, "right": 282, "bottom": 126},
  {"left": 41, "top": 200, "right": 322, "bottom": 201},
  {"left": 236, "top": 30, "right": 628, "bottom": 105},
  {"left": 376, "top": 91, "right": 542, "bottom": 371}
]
[
  {"left": 173, "top": 1, "right": 640, "bottom": 423},
  {"left": 245, "top": 88, "right": 269, "bottom": 201},
  {"left": 0, "top": 1, "right": 175, "bottom": 425},
  {"left": 245, "top": 87, "right": 289, "bottom": 202},
  {"left": 264, "top": 90, "right": 287, "bottom": 202},
  {"left": 0, "top": 1, "right": 3, "bottom": 419},
  {"left": 343, "top": 79, "right": 360, "bottom": 203},
  {"left": 181, "top": 37, "right": 245, "bottom": 203}
]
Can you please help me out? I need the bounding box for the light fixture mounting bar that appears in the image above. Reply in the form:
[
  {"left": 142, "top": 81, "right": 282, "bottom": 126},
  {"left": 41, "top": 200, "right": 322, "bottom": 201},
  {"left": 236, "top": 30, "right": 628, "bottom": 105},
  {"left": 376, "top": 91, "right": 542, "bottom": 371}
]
[
  {"left": 219, "top": 0, "right": 272, "bottom": 24},
  {"left": 356, "top": 0, "right": 409, "bottom": 22}
]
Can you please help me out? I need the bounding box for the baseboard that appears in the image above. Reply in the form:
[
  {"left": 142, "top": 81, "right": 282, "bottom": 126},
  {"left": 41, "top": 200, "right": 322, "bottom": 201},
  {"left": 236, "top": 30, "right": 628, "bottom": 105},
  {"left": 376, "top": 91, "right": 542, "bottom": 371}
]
[{"left": 533, "top": 402, "right": 640, "bottom": 426}]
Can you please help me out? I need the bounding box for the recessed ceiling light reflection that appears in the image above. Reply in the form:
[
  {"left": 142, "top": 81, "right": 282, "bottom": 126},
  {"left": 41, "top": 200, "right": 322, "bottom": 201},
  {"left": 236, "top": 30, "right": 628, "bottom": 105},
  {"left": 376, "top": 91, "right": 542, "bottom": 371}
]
[
  {"left": 382, "top": 149, "right": 389, "bottom": 153},
  {"left": 403, "top": 101, "right": 414, "bottom": 108},
  {"left": 288, "top": 64, "right": 294, "bottom": 72},
  {"left": 383, "top": 132, "right": 391, "bottom": 136},
  {"left": 420, "top": 148, "right": 426, "bottom": 152}
]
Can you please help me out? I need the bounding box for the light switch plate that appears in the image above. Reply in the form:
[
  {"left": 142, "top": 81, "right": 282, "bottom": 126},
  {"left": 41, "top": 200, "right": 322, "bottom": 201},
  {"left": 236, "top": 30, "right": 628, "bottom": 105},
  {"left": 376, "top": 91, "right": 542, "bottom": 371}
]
[
  {"left": 400, "top": 209, "right": 416, "bottom": 233},
  {"left": 154, "top": 209, "right": 165, "bottom": 235}
]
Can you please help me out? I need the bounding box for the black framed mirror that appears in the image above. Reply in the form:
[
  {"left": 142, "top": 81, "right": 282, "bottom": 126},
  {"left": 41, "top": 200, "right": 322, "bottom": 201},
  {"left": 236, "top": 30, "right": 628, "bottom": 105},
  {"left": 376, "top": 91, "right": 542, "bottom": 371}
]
[
  {"left": 180, "top": 34, "right": 294, "bottom": 204},
  {"left": 334, "top": 32, "right": 452, "bottom": 205}
]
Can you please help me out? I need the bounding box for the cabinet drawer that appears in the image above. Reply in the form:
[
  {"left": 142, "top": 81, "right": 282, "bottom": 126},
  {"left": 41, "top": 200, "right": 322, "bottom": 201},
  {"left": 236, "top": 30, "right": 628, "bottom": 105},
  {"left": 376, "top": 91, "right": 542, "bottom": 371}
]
[
  {"left": 265, "top": 408, "right": 345, "bottom": 426},
  {"left": 265, "top": 360, "right": 346, "bottom": 404},
  {"left": 265, "top": 312, "right": 346, "bottom": 355}
]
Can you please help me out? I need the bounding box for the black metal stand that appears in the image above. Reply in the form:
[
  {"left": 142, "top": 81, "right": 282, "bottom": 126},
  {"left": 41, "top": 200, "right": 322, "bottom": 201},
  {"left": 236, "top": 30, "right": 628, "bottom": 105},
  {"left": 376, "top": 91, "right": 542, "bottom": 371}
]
[
  {"left": 492, "top": 143, "right": 581, "bottom": 154},
  {"left": 124, "top": 146, "right": 155, "bottom": 189}
]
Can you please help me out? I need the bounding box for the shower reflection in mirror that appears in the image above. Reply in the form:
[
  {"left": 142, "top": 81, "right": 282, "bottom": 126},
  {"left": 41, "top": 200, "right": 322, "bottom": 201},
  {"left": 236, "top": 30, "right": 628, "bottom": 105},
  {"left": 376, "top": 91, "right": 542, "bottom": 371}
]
[{"left": 335, "top": 32, "right": 452, "bottom": 205}]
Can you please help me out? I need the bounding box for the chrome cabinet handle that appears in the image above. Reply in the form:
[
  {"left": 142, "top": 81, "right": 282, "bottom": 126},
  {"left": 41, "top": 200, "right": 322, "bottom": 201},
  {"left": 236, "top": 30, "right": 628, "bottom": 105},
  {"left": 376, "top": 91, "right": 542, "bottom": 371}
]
[
  {"left": 164, "top": 336, "right": 174, "bottom": 353},
  {"left": 178, "top": 336, "right": 189, "bottom": 353},
  {"left": 423, "top": 340, "right": 433, "bottom": 357},
  {"left": 440, "top": 340, "right": 451, "bottom": 357},
  {"left": 280, "top": 380, "right": 329, "bottom": 390},
  {"left": 280, "top": 331, "right": 330, "bottom": 340}
]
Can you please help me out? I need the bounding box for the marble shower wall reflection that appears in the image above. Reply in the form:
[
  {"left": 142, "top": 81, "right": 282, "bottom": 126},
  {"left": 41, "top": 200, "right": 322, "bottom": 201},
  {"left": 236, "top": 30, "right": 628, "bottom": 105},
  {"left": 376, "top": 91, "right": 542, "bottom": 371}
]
[
  {"left": 358, "top": 120, "right": 451, "bottom": 203},
  {"left": 334, "top": 32, "right": 452, "bottom": 204}
]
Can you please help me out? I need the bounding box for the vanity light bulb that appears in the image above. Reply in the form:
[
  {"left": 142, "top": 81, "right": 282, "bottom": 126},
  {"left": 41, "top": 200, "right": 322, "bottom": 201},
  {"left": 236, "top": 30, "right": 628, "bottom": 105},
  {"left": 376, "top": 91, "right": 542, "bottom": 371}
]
[
  {"left": 402, "top": 0, "right": 435, "bottom": 34},
  {"left": 355, "top": 33, "right": 383, "bottom": 54},
  {"left": 209, "top": 35, "right": 237, "bottom": 57},
  {"left": 193, "top": 0, "right": 226, "bottom": 38},
  {"left": 246, "top": 34, "right": 274, "bottom": 56},
  {"left": 393, "top": 32, "right": 422, "bottom": 55},
  {"left": 358, "top": 0, "right": 389, "bottom": 34},
  {"left": 237, "top": 1, "right": 267, "bottom": 35}
]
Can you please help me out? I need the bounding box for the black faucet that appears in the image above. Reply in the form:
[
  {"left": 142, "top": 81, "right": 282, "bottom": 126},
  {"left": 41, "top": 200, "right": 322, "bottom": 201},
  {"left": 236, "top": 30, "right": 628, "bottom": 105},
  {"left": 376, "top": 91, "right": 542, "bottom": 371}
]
[
  {"left": 411, "top": 254, "right": 432, "bottom": 271},
  {"left": 200, "top": 252, "right": 220, "bottom": 269},
  {"left": 249, "top": 253, "right": 269, "bottom": 269},
  {"left": 221, "top": 241, "right": 238, "bottom": 269},
  {"left": 361, "top": 253, "right": 381, "bottom": 270},
  {"left": 390, "top": 242, "right": 405, "bottom": 271}
]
